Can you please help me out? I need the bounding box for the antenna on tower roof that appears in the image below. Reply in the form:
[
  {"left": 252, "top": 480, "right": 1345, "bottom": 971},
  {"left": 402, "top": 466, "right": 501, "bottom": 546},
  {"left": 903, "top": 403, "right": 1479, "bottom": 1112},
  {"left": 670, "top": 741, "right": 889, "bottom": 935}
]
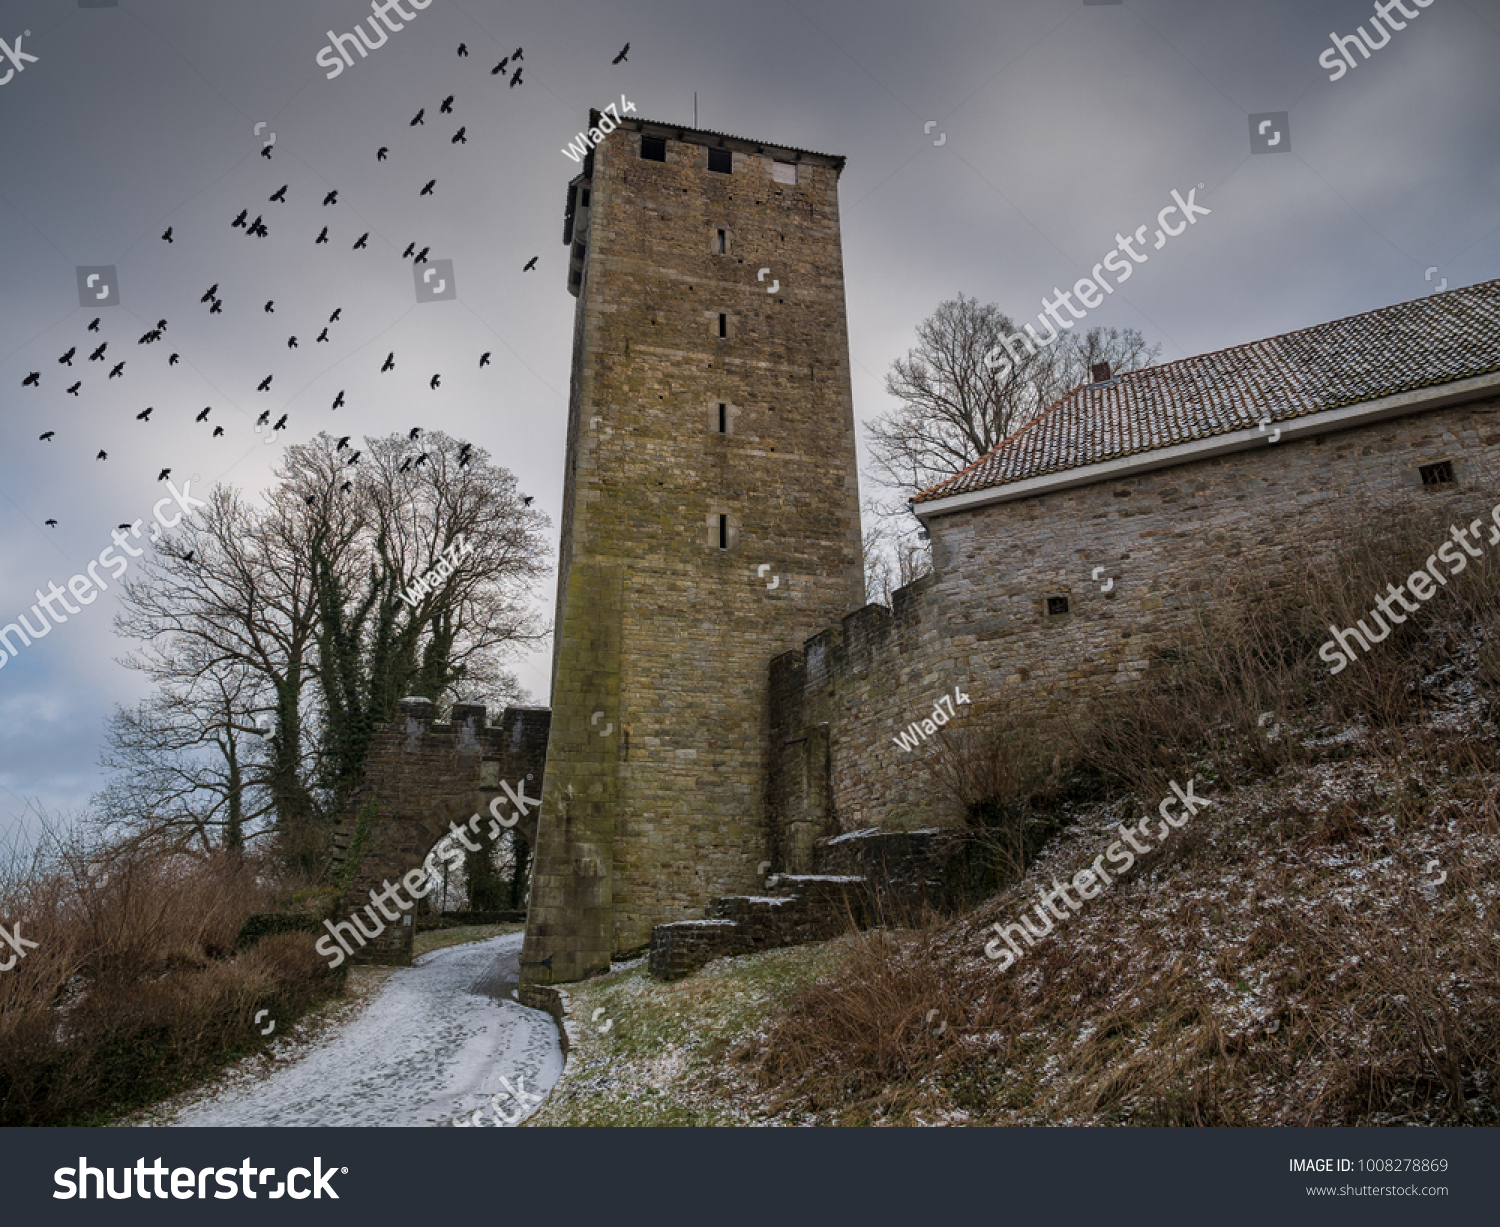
[{"left": 694, "top": 92, "right": 698, "bottom": 127}]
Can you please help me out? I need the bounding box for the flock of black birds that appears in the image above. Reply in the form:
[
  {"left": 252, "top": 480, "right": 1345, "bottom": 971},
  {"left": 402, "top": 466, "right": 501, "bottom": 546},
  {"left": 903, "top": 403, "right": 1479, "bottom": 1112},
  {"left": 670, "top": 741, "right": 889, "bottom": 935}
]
[{"left": 24, "top": 35, "right": 638, "bottom": 527}]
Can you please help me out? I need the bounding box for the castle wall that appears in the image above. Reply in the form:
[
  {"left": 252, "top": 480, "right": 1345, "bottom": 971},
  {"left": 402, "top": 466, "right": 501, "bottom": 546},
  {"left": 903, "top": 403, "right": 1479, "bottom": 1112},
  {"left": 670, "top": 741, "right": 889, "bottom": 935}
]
[{"left": 770, "top": 395, "right": 1500, "bottom": 842}]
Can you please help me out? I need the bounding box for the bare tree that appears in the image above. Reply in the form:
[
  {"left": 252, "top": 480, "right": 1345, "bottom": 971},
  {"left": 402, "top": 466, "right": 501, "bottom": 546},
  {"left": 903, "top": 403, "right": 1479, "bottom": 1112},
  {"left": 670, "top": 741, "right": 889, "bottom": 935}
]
[
  {"left": 108, "top": 432, "right": 551, "bottom": 871},
  {"left": 92, "top": 662, "right": 276, "bottom": 854},
  {"left": 866, "top": 295, "right": 1160, "bottom": 499}
]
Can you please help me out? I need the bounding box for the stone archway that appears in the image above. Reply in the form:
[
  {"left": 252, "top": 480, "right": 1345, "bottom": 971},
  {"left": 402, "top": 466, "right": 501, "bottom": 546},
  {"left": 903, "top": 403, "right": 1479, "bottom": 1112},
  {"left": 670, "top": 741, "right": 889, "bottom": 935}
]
[{"left": 325, "top": 697, "right": 549, "bottom": 965}]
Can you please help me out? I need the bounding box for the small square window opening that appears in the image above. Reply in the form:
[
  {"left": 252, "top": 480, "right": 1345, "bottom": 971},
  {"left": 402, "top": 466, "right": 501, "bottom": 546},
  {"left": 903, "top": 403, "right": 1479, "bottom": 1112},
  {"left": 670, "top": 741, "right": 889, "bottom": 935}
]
[
  {"left": 1046, "top": 596, "right": 1070, "bottom": 616},
  {"left": 640, "top": 135, "right": 666, "bottom": 162},
  {"left": 1420, "top": 460, "right": 1455, "bottom": 486},
  {"left": 707, "top": 148, "right": 732, "bottom": 174}
]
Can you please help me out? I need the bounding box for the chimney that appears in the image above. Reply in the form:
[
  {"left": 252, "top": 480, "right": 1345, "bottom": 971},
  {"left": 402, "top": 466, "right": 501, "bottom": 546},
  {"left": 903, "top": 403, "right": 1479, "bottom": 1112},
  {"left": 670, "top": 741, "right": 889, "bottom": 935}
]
[{"left": 1091, "top": 362, "right": 1112, "bottom": 385}]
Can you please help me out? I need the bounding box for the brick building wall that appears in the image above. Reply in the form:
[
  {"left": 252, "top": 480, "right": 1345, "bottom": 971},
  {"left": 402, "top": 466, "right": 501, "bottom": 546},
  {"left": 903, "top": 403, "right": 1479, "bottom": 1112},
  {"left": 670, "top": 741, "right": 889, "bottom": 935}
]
[
  {"left": 523, "top": 118, "right": 866, "bottom": 982},
  {"left": 770, "top": 394, "right": 1500, "bottom": 842}
]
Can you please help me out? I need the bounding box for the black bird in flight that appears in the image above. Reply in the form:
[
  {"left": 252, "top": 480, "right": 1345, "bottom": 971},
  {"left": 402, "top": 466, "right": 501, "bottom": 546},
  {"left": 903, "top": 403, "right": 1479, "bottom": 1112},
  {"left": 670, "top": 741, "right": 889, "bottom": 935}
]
[
  {"left": 336, "top": 436, "right": 350, "bottom": 451},
  {"left": 524, "top": 256, "right": 538, "bottom": 271},
  {"left": 270, "top": 185, "right": 287, "bottom": 202},
  {"left": 288, "top": 336, "right": 299, "bottom": 349},
  {"left": 452, "top": 126, "right": 466, "bottom": 144},
  {"left": 138, "top": 330, "right": 161, "bottom": 345},
  {"left": 39, "top": 431, "right": 54, "bottom": 441},
  {"left": 440, "top": 96, "right": 454, "bottom": 114},
  {"left": 183, "top": 551, "right": 195, "bottom": 563},
  {"left": 109, "top": 363, "right": 125, "bottom": 379},
  {"left": 509, "top": 67, "right": 523, "bottom": 87},
  {"left": 377, "top": 146, "right": 388, "bottom": 161},
  {"left": 213, "top": 426, "right": 224, "bottom": 437},
  {"left": 399, "top": 458, "right": 412, "bottom": 473},
  {"left": 347, "top": 451, "right": 361, "bottom": 465},
  {"left": 522, "top": 495, "right": 534, "bottom": 506},
  {"left": 381, "top": 353, "right": 395, "bottom": 372},
  {"left": 59, "top": 347, "right": 75, "bottom": 365},
  {"left": 210, "top": 299, "right": 224, "bottom": 314},
  {"left": 492, "top": 56, "right": 508, "bottom": 75},
  {"left": 305, "top": 494, "right": 316, "bottom": 506},
  {"left": 88, "top": 318, "right": 101, "bottom": 332},
  {"left": 66, "top": 382, "right": 81, "bottom": 395},
  {"left": 232, "top": 209, "right": 248, "bottom": 228},
  {"left": 402, "top": 242, "right": 416, "bottom": 259},
  {"left": 414, "top": 246, "right": 430, "bottom": 263},
  {"left": 250, "top": 218, "right": 268, "bottom": 237},
  {"left": 136, "top": 407, "right": 152, "bottom": 421},
  {"left": 265, "top": 301, "right": 275, "bottom": 313},
  {"left": 430, "top": 374, "right": 441, "bottom": 389},
  {"left": 353, "top": 232, "right": 369, "bottom": 249},
  {"left": 162, "top": 226, "right": 174, "bottom": 243},
  {"left": 415, "top": 453, "right": 429, "bottom": 467},
  {"left": 90, "top": 343, "right": 108, "bottom": 361},
  {"left": 168, "top": 354, "right": 179, "bottom": 366},
  {"left": 156, "top": 318, "right": 167, "bottom": 331},
  {"left": 332, "top": 390, "right": 345, "bottom": 409},
  {"left": 513, "top": 46, "right": 523, "bottom": 61},
  {"left": 411, "top": 108, "right": 425, "bottom": 125},
  {"left": 256, "top": 410, "right": 270, "bottom": 426},
  {"left": 196, "top": 407, "right": 211, "bottom": 422},
  {"left": 458, "top": 451, "right": 472, "bottom": 468},
  {"left": 329, "top": 308, "right": 342, "bottom": 322},
  {"left": 260, "top": 143, "right": 272, "bottom": 159},
  {"left": 408, "top": 427, "right": 420, "bottom": 440},
  {"left": 457, "top": 43, "right": 467, "bottom": 57},
  {"left": 158, "top": 468, "right": 171, "bottom": 481},
  {"left": 340, "top": 480, "right": 353, "bottom": 493},
  {"left": 613, "top": 43, "right": 629, "bottom": 64},
  {"left": 258, "top": 375, "right": 273, "bottom": 392},
  {"left": 97, "top": 450, "right": 107, "bottom": 460},
  {"left": 323, "top": 190, "right": 338, "bottom": 206},
  {"left": 420, "top": 179, "right": 436, "bottom": 196},
  {"left": 479, "top": 352, "right": 491, "bottom": 366},
  {"left": 202, "top": 284, "right": 218, "bottom": 303},
  {"left": 315, "top": 227, "right": 329, "bottom": 244},
  {"left": 45, "top": 519, "right": 57, "bottom": 527},
  {"left": 317, "top": 329, "right": 329, "bottom": 343},
  {"left": 273, "top": 414, "right": 288, "bottom": 432},
  {"left": 21, "top": 371, "right": 39, "bottom": 387}
]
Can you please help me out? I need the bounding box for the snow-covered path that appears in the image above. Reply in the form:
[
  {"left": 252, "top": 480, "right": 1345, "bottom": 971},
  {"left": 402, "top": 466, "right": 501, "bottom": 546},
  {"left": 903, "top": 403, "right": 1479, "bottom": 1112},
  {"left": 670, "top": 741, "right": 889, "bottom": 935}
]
[{"left": 164, "top": 933, "right": 562, "bottom": 1127}]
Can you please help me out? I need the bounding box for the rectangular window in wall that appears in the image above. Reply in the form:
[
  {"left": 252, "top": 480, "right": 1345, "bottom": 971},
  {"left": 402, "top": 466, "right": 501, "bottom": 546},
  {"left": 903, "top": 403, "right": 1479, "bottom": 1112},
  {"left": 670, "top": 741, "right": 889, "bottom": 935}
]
[
  {"left": 718, "top": 314, "right": 727, "bottom": 338},
  {"left": 708, "top": 147, "right": 732, "bottom": 174},
  {"left": 640, "top": 135, "right": 666, "bottom": 162},
  {"left": 718, "top": 403, "right": 727, "bottom": 433},
  {"left": 716, "top": 228, "right": 727, "bottom": 254},
  {"left": 718, "top": 515, "right": 728, "bottom": 549}
]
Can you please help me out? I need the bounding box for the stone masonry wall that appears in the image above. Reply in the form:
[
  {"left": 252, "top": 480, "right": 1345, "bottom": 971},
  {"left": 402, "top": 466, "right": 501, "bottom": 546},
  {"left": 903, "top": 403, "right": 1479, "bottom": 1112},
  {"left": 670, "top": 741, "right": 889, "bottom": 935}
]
[
  {"left": 330, "top": 698, "right": 548, "bottom": 965},
  {"left": 770, "top": 396, "right": 1500, "bottom": 843},
  {"left": 525, "top": 119, "right": 866, "bottom": 982}
]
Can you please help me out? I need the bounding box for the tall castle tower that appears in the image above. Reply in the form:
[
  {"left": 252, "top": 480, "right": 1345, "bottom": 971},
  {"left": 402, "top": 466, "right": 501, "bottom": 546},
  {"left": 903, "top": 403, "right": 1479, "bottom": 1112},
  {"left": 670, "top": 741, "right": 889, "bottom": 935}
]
[{"left": 520, "top": 114, "right": 864, "bottom": 984}]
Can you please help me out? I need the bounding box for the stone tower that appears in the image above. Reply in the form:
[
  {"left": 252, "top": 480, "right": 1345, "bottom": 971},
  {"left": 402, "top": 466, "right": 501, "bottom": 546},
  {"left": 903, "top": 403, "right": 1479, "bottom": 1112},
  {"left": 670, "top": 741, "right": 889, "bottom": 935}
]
[{"left": 520, "top": 114, "right": 864, "bottom": 984}]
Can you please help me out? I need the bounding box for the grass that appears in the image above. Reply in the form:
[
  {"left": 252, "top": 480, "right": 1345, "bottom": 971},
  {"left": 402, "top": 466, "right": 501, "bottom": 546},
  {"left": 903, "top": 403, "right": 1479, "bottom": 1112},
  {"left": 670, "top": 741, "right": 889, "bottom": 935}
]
[
  {"left": 526, "top": 942, "right": 848, "bottom": 1127},
  {"left": 413, "top": 921, "right": 523, "bottom": 957}
]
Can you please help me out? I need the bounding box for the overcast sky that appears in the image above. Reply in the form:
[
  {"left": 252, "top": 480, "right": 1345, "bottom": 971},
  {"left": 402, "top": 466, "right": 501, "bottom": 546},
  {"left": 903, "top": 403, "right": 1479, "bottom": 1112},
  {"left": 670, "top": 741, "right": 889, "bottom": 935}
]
[{"left": 2, "top": 0, "right": 1497, "bottom": 851}]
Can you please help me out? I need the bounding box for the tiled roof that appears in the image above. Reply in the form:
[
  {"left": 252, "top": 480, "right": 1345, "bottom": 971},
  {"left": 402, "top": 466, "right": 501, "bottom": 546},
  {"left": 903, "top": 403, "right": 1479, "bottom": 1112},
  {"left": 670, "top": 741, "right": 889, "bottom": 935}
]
[{"left": 914, "top": 278, "right": 1500, "bottom": 505}]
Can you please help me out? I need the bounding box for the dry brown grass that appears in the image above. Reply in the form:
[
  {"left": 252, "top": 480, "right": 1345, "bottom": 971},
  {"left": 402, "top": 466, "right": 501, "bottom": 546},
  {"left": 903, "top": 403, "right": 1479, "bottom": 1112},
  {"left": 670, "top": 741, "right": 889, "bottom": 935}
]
[{"left": 0, "top": 838, "right": 344, "bottom": 1125}]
